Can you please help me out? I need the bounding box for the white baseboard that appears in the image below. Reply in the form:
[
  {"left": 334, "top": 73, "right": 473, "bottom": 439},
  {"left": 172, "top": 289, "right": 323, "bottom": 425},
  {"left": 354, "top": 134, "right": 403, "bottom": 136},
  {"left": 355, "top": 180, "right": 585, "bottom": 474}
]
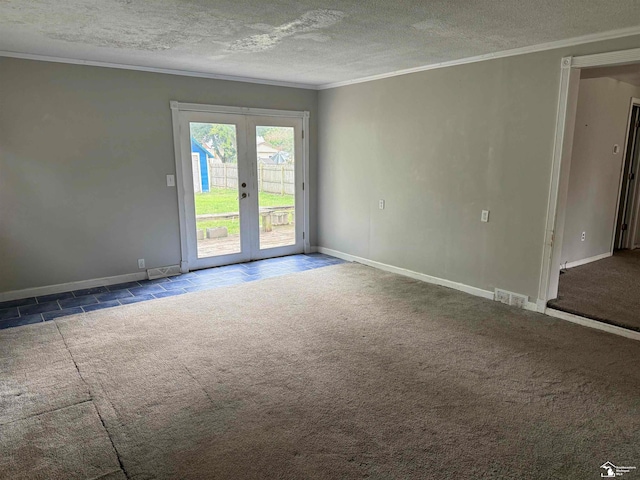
[
  {"left": 563, "top": 252, "right": 611, "bottom": 270},
  {"left": 524, "top": 301, "right": 539, "bottom": 312},
  {"left": 545, "top": 308, "right": 640, "bottom": 341},
  {"left": 0, "top": 271, "right": 148, "bottom": 302},
  {"left": 316, "top": 247, "right": 538, "bottom": 312},
  {"left": 316, "top": 246, "right": 638, "bottom": 342}
]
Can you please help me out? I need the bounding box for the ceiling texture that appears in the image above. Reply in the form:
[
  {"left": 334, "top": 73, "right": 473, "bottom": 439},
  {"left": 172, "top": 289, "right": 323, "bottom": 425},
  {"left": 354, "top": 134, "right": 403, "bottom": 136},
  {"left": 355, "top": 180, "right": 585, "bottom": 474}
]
[{"left": 1, "top": 0, "right": 640, "bottom": 88}]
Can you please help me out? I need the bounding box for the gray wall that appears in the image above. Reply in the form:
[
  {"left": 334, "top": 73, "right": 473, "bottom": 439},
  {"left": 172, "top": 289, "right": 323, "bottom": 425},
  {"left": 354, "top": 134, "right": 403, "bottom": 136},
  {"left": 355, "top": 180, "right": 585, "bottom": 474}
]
[
  {"left": 562, "top": 77, "right": 640, "bottom": 265},
  {"left": 0, "top": 57, "right": 317, "bottom": 293},
  {"left": 318, "top": 35, "right": 640, "bottom": 301}
]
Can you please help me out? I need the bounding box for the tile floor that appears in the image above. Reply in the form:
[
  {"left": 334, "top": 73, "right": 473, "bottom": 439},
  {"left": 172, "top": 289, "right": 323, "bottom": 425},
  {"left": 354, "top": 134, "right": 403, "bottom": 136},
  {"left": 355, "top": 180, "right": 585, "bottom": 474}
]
[{"left": 0, "top": 253, "right": 345, "bottom": 330}]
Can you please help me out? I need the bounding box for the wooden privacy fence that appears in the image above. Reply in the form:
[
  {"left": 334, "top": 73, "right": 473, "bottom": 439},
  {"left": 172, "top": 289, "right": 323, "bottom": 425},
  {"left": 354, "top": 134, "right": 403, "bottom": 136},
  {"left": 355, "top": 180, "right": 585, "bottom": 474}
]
[{"left": 209, "top": 163, "right": 295, "bottom": 195}]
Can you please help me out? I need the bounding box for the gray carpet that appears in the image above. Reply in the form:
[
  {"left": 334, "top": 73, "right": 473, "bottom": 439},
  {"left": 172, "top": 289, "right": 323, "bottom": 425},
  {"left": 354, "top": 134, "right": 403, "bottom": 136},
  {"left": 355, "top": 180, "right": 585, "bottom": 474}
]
[
  {"left": 548, "top": 249, "right": 640, "bottom": 331},
  {"left": 1, "top": 263, "right": 639, "bottom": 479}
]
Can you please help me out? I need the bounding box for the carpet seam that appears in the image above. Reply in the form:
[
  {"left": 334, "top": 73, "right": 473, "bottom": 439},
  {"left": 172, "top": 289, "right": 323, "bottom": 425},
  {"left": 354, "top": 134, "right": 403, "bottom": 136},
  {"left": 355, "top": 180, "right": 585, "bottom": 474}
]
[
  {"left": 182, "top": 363, "right": 216, "bottom": 405},
  {"left": 54, "top": 321, "right": 131, "bottom": 480},
  {"left": 0, "top": 399, "right": 93, "bottom": 426}
]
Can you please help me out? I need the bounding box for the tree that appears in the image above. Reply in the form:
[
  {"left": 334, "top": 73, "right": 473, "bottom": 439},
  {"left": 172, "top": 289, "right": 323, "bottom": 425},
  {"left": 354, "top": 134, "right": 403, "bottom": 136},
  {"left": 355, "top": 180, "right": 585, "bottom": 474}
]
[
  {"left": 190, "top": 123, "right": 238, "bottom": 163},
  {"left": 257, "top": 126, "right": 294, "bottom": 161}
]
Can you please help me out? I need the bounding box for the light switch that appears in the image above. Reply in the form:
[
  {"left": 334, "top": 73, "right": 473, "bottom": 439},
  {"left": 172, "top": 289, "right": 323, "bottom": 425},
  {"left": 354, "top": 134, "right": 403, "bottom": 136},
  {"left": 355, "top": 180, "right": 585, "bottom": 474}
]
[
  {"left": 481, "top": 210, "right": 490, "bottom": 223},
  {"left": 166, "top": 174, "right": 175, "bottom": 187}
]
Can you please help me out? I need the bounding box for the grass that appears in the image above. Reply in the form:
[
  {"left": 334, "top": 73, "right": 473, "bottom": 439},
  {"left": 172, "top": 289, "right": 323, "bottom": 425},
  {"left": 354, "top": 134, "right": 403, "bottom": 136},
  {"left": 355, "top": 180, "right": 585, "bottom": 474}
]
[
  {"left": 195, "top": 187, "right": 294, "bottom": 235},
  {"left": 195, "top": 187, "right": 293, "bottom": 215},
  {"left": 197, "top": 218, "right": 243, "bottom": 236}
]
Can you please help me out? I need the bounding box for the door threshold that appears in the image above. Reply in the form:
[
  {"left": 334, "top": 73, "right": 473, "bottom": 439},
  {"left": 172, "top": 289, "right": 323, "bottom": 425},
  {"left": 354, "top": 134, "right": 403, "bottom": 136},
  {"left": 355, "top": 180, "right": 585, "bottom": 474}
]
[
  {"left": 545, "top": 308, "right": 640, "bottom": 342},
  {"left": 189, "top": 253, "right": 304, "bottom": 273}
]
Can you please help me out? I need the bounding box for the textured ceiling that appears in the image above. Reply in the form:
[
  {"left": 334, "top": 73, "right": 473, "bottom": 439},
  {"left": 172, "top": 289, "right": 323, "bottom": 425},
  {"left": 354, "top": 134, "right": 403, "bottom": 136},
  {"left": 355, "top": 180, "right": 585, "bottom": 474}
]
[{"left": 1, "top": 0, "right": 640, "bottom": 87}]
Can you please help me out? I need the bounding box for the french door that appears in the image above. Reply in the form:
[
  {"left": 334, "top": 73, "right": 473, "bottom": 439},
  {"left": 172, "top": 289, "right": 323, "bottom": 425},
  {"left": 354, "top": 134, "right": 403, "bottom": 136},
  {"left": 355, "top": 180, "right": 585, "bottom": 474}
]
[{"left": 171, "top": 103, "right": 307, "bottom": 271}]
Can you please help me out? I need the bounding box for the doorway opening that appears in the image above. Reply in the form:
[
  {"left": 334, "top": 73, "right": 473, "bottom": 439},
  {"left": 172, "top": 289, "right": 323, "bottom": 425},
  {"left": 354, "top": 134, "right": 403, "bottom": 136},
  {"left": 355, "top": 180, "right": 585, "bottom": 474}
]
[
  {"left": 540, "top": 51, "right": 640, "bottom": 338},
  {"left": 171, "top": 103, "right": 310, "bottom": 272},
  {"left": 614, "top": 103, "right": 640, "bottom": 251}
]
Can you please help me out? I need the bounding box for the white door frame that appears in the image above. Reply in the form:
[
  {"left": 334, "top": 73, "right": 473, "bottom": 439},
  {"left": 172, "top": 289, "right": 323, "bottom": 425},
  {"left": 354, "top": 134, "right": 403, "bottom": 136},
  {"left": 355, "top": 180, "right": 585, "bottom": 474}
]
[
  {"left": 170, "top": 101, "right": 311, "bottom": 272},
  {"left": 247, "top": 114, "right": 305, "bottom": 260},
  {"left": 537, "top": 47, "right": 640, "bottom": 312}
]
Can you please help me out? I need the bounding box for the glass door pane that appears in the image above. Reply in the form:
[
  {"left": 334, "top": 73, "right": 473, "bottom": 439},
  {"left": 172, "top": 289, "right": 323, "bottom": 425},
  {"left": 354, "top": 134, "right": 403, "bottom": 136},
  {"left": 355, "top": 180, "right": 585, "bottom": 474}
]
[
  {"left": 255, "top": 126, "right": 296, "bottom": 250},
  {"left": 189, "top": 122, "right": 242, "bottom": 258}
]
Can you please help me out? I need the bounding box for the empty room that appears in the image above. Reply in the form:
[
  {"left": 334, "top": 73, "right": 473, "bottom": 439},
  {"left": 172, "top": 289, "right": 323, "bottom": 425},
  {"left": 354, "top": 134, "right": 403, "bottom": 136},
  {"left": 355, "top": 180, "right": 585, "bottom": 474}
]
[{"left": 1, "top": 2, "right": 639, "bottom": 479}]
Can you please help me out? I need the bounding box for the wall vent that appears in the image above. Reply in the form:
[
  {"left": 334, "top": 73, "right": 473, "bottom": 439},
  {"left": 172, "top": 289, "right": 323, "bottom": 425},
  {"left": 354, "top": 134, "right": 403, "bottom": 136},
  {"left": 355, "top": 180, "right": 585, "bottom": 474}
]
[
  {"left": 147, "top": 265, "right": 181, "bottom": 280},
  {"left": 494, "top": 288, "right": 529, "bottom": 309}
]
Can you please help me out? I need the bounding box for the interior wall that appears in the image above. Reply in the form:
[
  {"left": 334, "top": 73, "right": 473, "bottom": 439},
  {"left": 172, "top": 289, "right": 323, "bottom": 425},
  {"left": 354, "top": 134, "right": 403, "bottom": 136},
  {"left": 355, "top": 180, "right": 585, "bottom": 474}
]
[
  {"left": 318, "top": 35, "right": 640, "bottom": 301},
  {"left": 561, "top": 77, "right": 640, "bottom": 265},
  {"left": 0, "top": 57, "right": 318, "bottom": 293}
]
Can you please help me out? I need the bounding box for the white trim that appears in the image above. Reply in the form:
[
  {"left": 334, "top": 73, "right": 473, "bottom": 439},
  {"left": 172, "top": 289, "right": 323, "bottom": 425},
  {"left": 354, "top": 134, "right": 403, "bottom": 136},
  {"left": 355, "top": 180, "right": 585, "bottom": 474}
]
[
  {"left": 525, "top": 302, "right": 539, "bottom": 312},
  {"left": 170, "top": 102, "right": 310, "bottom": 269},
  {"left": 538, "top": 57, "right": 578, "bottom": 305},
  {"left": 4, "top": 25, "right": 640, "bottom": 92},
  {"left": 540, "top": 47, "right": 640, "bottom": 308},
  {"left": 571, "top": 47, "right": 640, "bottom": 69},
  {"left": 545, "top": 308, "right": 640, "bottom": 342},
  {"left": 303, "top": 114, "right": 311, "bottom": 253},
  {"left": 0, "top": 51, "right": 317, "bottom": 90},
  {"left": 318, "top": 26, "right": 640, "bottom": 90},
  {"left": 317, "top": 247, "right": 639, "bottom": 342},
  {"left": 563, "top": 252, "right": 612, "bottom": 269},
  {"left": 170, "top": 103, "right": 190, "bottom": 273},
  {"left": 0, "top": 272, "right": 147, "bottom": 303},
  {"left": 170, "top": 101, "right": 308, "bottom": 118},
  {"left": 317, "top": 247, "right": 538, "bottom": 312}
]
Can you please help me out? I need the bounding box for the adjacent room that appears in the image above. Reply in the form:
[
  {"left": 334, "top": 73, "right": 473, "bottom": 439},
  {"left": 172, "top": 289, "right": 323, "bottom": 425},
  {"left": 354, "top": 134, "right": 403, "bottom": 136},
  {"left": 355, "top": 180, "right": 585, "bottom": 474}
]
[
  {"left": 548, "top": 63, "right": 640, "bottom": 331},
  {"left": 1, "top": 1, "right": 639, "bottom": 479}
]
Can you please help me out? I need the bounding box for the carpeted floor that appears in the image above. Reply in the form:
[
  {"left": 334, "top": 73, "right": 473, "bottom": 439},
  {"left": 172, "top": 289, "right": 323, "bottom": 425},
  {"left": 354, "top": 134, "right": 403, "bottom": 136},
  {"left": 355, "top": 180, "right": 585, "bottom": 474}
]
[
  {"left": 1, "top": 263, "right": 639, "bottom": 479},
  {"left": 548, "top": 249, "right": 640, "bottom": 331}
]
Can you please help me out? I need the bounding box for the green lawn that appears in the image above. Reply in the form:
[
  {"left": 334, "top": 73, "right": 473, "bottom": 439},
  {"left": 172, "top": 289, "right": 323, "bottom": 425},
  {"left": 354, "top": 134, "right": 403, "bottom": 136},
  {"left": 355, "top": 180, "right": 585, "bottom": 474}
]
[
  {"left": 195, "top": 187, "right": 293, "bottom": 215},
  {"left": 195, "top": 187, "right": 293, "bottom": 235}
]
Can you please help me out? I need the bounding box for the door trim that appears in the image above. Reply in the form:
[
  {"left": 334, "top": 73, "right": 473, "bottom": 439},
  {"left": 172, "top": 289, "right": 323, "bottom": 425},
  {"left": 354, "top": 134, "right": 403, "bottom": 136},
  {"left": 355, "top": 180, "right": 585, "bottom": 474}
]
[
  {"left": 614, "top": 99, "right": 640, "bottom": 251},
  {"left": 538, "top": 47, "right": 640, "bottom": 311},
  {"left": 170, "top": 102, "right": 310, "bottom": 272}
]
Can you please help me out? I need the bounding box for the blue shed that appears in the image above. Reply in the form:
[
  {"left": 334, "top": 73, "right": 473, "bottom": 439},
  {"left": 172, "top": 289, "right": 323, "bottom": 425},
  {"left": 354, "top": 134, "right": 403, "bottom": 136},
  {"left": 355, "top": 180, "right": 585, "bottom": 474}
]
[{"left": 190, "top": 137, "right": 211, "bottom": 193}]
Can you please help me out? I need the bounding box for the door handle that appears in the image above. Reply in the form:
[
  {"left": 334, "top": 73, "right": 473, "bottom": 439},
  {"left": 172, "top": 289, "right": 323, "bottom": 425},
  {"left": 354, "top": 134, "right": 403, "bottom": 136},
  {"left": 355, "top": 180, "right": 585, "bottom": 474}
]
[
  {"left": 241, "top": 193, "right": 247, "bottom": 198},
  {"left": 242, "top": 182, "right": 247, "bottom": 188}
]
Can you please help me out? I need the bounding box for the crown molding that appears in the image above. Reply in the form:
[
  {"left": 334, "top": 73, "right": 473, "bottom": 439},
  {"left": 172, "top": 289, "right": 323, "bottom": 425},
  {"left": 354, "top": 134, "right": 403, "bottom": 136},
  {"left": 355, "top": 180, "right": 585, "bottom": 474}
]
[
  {"left": 3, "top": 23, "right": 640, "bottom": 92},
  {"left": 318, "top": 25, "right": 640, "bottom": 90},
  {"left": 0, "top": 50, "right": 318, "bottom": 90}
]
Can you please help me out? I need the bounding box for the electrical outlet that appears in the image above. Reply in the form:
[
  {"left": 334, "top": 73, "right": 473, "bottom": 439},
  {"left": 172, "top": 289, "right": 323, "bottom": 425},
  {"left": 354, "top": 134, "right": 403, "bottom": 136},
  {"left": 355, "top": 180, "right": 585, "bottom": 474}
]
[
  {"left": 379, "top": 199, "right": 385, "bottom": 210},
  {"left": 481, "top": 210, "right": 490, "bottom": 223},
  {"left": 581, "top": 231, "right": 586, "bottom": 242},
  {"left": 495, "top": 289, "right": 510, "bottom": 305},
  {"left": 138, "top": 259, "right": 145, "bottom": 269}
]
